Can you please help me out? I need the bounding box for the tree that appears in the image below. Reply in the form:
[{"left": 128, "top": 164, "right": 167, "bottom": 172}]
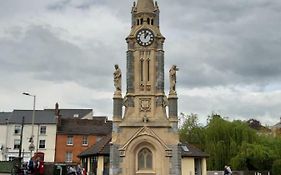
[
  {"left": 230, "top": 143, "right": 274, "bottom": 170},
  {"left": 272, "top": 159, "right": 281, "bottom": 175},
  {"left": 179, "top": 113, "right": 205, "bottom": 149},
  {"left": 179, "top": 112, "right": 281, "bottom": 171}
]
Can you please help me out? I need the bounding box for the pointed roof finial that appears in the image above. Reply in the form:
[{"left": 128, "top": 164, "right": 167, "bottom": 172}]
[{"left": 136, "top": 0, "right": 155, "bottom": 13}]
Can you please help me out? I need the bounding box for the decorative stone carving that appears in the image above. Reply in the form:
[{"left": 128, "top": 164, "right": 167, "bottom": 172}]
[
  {"left": 146, "top": 85, "right": 151, "bottom": 91},
  {"left": 140, "top": 84, "right": 145, "bottom": 91},
  {"left": 119, "top": 127, "right": 172, "bottom": 158},
  {"left": 143, "top": 115, "right": 149, "bottom": 123},
  {"left": 165, "top": 149, "right": 172, "bottom": 157},
  {"left": 114, "top": 64, "right": 122, "bottom": 93},
  {"left": 169, "top": 65, "right": 179, "bottom": 94},
  {"left": 140, "top": 98, "right": 151, "bottom": 112}
]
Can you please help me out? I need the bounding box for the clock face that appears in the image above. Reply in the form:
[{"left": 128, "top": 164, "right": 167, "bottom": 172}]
[{"left": 136, "top": 29, "right": 154, "bottom": 46}]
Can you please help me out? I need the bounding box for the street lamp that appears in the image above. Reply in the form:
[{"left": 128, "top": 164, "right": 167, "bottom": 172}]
[{"left": 22, "top": 92, "right": 36, "bottom": 156}]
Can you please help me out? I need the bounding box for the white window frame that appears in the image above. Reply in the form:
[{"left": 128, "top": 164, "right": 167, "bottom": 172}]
[
  {"left": 82, "top": 136, "right": 88, "bottom": 146},
  {"left": 65, "top": 152, "right": 73, "bottom": 162},
  {"left": 67, "top": 136, "right": 73, "bottom": 145},
  {"left": 14, "top": 139, "right": 20, "bottom": 149},
  {"left": 14, "top": 125, "right": 21, "bottom": 135},
  {"left": 39, "top": 140, "right": 46, "bottom": 149},
  {"left": 40, "top": 126, "right": 47, "bottom": 135}
]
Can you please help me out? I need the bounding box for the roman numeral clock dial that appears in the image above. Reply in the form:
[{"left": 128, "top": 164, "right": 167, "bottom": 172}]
[{"left": 136, "top": 29, "right": 154, "bottom": 46}]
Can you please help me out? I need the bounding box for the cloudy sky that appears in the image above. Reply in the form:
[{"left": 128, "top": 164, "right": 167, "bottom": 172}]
[{"left": 0, "top": 0, "right": 281, "bottom": 126}]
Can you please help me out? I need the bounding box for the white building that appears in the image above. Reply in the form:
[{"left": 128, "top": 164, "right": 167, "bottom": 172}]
[
  {"left": 0, "top": 110, "right": 57, "bottom": 162},
  {"left": 0, "top": 108, "right": 95, "bottom": 162}
]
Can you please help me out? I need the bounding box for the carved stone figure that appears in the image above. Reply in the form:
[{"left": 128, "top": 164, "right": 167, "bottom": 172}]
[
  {"left": 169, "top": 65, "right": 179, "bottom": 94},
  {"left": 114, "top": 64, "right": 122, "bottom": 92}
]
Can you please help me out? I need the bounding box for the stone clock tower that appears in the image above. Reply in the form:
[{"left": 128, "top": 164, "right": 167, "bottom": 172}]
[{"left": 111, "top": 0, "right": 181, "bottom": 175}]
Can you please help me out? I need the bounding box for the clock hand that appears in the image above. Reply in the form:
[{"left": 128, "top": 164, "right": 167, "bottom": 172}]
[{"left": 144, "top": 32, "right": 149, "bottom": 39}]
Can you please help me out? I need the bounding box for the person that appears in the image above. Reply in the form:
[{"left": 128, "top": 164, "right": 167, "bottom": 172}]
[
  {"left": 33, "top": 157, "right": 40, "bottom": 175},
  {"left": 224, "top": 165, "right": 229, "bottom": 175},
  {"left": 76, "top": 164, "right": 82, "bottom": 175},
  {"left": 226, "top": 166, "right": 232, "bottom": 175},
  {"left": 67, "top": 166, "right": 77, "bottom": 175},
  {"left": 169, "top": 65, "right": 179, "bottom": 94},
  {"left": 224, "top": 165, "right": 232, "bottom": 175},
  {"left": 38, "top": 158, "right": 44, "bottom": 175},
  {"left": 82, "top": 168, "right": 86, "bottom": 175},
  {"left": 27, "top": 158, "right": 34, "bottom": 174},
  {"left": 113, "top": 64, "right": 122, "bottom": 92}
]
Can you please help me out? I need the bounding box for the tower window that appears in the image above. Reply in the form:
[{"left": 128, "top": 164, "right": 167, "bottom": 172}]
[
  {"left": 140, "top": 18, "right": 143, "bottom": 25},
  {"left": 147, "top": 18, "right": 150, "bottom": 25},
  {"left": 151, "top": 19, "right": 154, "bottom": 25},
  {"left": 140, "top": 59, "right": 144, "bottom": 81},
  {"left": 147, "top": 59, "right": 150, "bottom": 81},
  {"left": 137, "top": 19, "right": 139, "bottom": 25},
  {"left": 138, "top": 148, "right": 152, "bottom": 170}
]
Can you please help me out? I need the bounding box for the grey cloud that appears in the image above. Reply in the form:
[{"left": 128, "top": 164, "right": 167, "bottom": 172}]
[
  {"left": 161, "top": 0, "right": 281, "bottom": 88},
  {"left": 0, "top": 25, "right": 117, "bottom": 90}
]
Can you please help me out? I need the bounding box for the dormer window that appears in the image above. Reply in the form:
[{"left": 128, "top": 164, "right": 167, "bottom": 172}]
[{"left": 73, "top": 114, "right": 79, "bottom": 118}]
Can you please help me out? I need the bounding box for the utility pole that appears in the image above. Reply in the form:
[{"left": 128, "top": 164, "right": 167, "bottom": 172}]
[{"left": 19, "top": 116, "right": 24, "bottom": 159}]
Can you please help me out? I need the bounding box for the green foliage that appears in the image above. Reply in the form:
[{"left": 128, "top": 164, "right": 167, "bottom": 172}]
[
  {"left": 179, "top": 113, "right": 205, "bottom": 149},
  {"left": 230, "top": 143, "right": 274, "bottom": 170},
  {"left": 272, "top": 159, "right": 281, "bottom": 175},
  {"left": 179, "top": 113, "right": 281, "bottom": 172}
]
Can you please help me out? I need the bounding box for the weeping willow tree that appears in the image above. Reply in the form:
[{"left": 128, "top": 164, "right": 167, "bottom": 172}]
[
  {"left": 204, "top": 115, "right": 258, "bottom": 170},
  {"left": 179, "top": 113, "right": 258, "bottom": 170}
]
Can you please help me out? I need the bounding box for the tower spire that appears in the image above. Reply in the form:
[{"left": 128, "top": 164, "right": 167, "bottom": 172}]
[{"left": 136, "top": 0, "right": 155, "bottom": 13}]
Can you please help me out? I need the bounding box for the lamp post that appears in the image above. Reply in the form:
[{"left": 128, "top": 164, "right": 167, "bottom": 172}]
[{"left": 22, "top": 92, "right": 36, "bottom": 157}]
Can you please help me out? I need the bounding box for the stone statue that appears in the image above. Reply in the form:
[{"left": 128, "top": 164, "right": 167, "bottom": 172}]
[
  {"left": 169, "top": 65, "right": 179, "bottom": 94},
  {"left": 114, "top": 64, "right": 122, "bottom": 92}
]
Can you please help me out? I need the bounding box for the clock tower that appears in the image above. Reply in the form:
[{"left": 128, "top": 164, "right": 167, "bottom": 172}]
[{"left": 111, "top": 0, "right": 181, "bottom": 175}]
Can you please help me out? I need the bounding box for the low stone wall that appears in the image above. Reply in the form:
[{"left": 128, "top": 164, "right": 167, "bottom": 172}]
[{"left": 207, "top": 171, "right": 270, "bottom": 175}]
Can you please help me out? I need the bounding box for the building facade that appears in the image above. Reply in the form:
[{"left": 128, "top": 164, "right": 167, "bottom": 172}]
[
  {"left": 0, "top": 110, "right": 57, "bottom": 162},
  {"left": 55, "top": 117, "right": 112, "bottom": 164},
  {"left": 0, "top": 107, "right": 101, "bottom": 163}
]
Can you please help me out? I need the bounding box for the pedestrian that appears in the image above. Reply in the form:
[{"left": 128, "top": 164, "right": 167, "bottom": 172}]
[
  {"left": 226, "top": 166, "right": 232, "bottom": 175},
  {"left": 82, "top": 168, "right": 86, "bottom": 175},
  {"left": 76, "top": 164, "right": 82, "bottom": 175},
  {"left": 67, "top": 166, "right": 77, "bottom": 175},
  {"left": 27, "top": 158, "right": 34, "bottom": 174},
  {"left": 224, "top": 165, "right": 229, "bottom": 175},
  {"left": 38, "top": 158, "right": 44, "bottom": 175}
]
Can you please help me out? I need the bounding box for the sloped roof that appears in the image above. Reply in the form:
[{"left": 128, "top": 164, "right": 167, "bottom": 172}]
[
  {"left": 78, "top": 134, "right": 111, "bottom": 157},
  {"left": 136, "top": 0, "right": 155, "bottom": 13},
  {"left": 78, "top": 136, "right": 208, "bottom": 158},
  {"left": 57, "top": 118, "right": 112, "bottom": 135},
  {"left": 181, "top": 143, "right": 209, "bottom": 158},
  {"left": 45, "top": 108, "right": 93, "bottom": 119},
  {"left": 0, "top": 112, "right": 12, "bottom": 124},
  {"left": 0, "top": 109, "right": 96, "bottom": 125},
  {"left": 1, "top": 110, "right": 56, "bottom": 124}
]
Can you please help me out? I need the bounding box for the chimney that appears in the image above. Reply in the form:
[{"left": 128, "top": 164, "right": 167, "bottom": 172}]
[{"left": 55, "top": 102, "right": 62, "bottom": 127}]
